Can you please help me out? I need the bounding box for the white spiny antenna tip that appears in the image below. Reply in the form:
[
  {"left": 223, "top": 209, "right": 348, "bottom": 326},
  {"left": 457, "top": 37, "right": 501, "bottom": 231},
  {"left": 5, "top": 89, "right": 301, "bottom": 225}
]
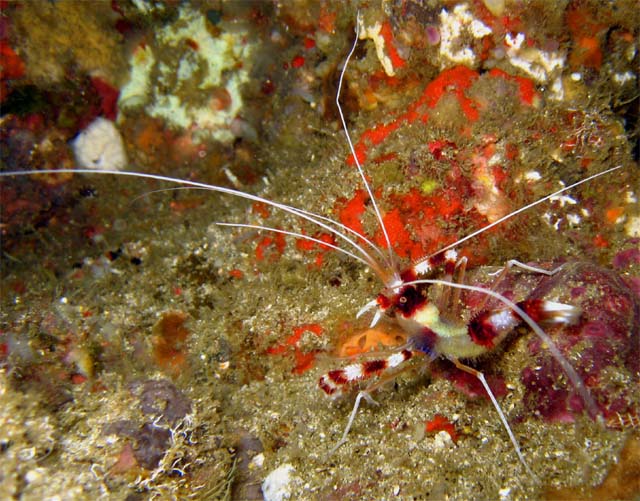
[
  {"left": 369, "top": 310, "right": 382, "bottom": 328},
  {"left": 413, "top": 258, "right": 432, "bottom": 276},
  {"left": 356, "top": 299, "right": 378, "bottom": 319}
]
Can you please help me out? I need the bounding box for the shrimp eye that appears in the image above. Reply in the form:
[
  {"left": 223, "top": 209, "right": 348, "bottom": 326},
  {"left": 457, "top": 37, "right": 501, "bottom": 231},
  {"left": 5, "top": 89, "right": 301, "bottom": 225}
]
[{"left": 399, "top": 296, "right": 407, "bottom": 304}]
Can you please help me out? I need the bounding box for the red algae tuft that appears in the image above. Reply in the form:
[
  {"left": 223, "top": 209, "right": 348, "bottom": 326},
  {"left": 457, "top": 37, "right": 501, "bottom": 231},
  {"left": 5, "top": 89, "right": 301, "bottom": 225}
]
[
  {"left": 425, "top": 414, "right": 459, "bottom": 444},
  {"left": 267, "top": 323, "right": 325, "bottom": 374}
]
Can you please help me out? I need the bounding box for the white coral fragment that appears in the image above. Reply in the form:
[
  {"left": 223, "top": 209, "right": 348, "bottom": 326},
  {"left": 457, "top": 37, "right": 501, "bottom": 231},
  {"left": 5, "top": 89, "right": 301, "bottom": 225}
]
[
  {"left": 72, "top": 118, "right": 127, "bottom": 171},
  {"left": 504, "top": 32, "right": 565, "bottom": 84},
  {"left": 440, "top": 4, "right": 492, "bottom": 67},
  {"left": 358, "top": 20, "right": 395, "bottom": 76},
  {"left": 262, "top": 464, "right": 297, "bottom": 501}
]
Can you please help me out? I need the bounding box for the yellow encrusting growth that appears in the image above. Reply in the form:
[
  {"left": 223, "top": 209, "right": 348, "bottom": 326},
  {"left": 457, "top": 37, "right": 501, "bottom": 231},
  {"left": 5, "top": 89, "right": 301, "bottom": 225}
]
[
  {"left": 13, "top": 1, "right": 125, "bottom": 85},
  {"left": 118, "top": 5, "right": 257, "bottom": 144}
]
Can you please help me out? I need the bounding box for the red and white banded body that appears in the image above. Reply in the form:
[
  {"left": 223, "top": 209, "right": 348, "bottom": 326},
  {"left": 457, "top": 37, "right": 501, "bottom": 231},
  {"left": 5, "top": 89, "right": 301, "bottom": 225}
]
[{"left": 318, "top": 251, "right": 582, "bottom": 399}]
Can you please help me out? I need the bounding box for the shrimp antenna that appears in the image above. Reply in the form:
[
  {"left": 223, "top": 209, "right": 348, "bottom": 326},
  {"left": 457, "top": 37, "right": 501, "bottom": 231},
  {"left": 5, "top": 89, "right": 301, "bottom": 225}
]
[
  {"left": 131, "top": 184, "right": 391, "bottom": 265},
  {"left": 216, "top": 222, "right": 375, "bottom": 268},
  {"left": 420, "top": 164, "right": 623, "bottom": 264},
  {"left": 0, "top": 168, "right": 395, "bottom": 282},
  {"left": 336, "top": 12, "right": 399, "bottom": 281}
]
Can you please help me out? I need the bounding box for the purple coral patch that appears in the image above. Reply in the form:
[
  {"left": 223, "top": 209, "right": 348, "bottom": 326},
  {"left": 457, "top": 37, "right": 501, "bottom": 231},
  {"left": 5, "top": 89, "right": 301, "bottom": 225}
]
[
  {"left": 105, "top": 379, "right": 192, "bottom": 470},
  {"left": 135, "top": 379, "right": 192, "bottom": 425},
  {"left": 521, "top": 262, "right": 639, "bottom": 423},
  {"left": 612, "top": 246, "right": 640, "bottom": 269},
  {"left": 106, "top": 420, "right": 171, "bottom": 469}
]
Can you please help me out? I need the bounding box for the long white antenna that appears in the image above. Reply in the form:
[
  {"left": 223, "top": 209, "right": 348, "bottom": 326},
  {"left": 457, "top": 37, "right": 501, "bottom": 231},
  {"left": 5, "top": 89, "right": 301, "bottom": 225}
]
[
  {"left": 421, "top": 165, "right": 623, "bottom": 263},
  {"left": 216, "top": 222, "right": 378, "bottom": 271},
  {"left": 130, "top": 185, "right": 390, "bottom": 267},
  {"left": 335, "top": 12, "right": 398, "bottom": 279},
  {"left": 0, "top": 168, "right": 394, "bottom": 281}
]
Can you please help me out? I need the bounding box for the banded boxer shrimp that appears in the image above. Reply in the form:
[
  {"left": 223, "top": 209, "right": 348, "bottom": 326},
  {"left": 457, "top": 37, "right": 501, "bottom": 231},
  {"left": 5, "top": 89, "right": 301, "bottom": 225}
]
[{"left": 1, "top": 20, "right": 638, "bottom": 501}]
